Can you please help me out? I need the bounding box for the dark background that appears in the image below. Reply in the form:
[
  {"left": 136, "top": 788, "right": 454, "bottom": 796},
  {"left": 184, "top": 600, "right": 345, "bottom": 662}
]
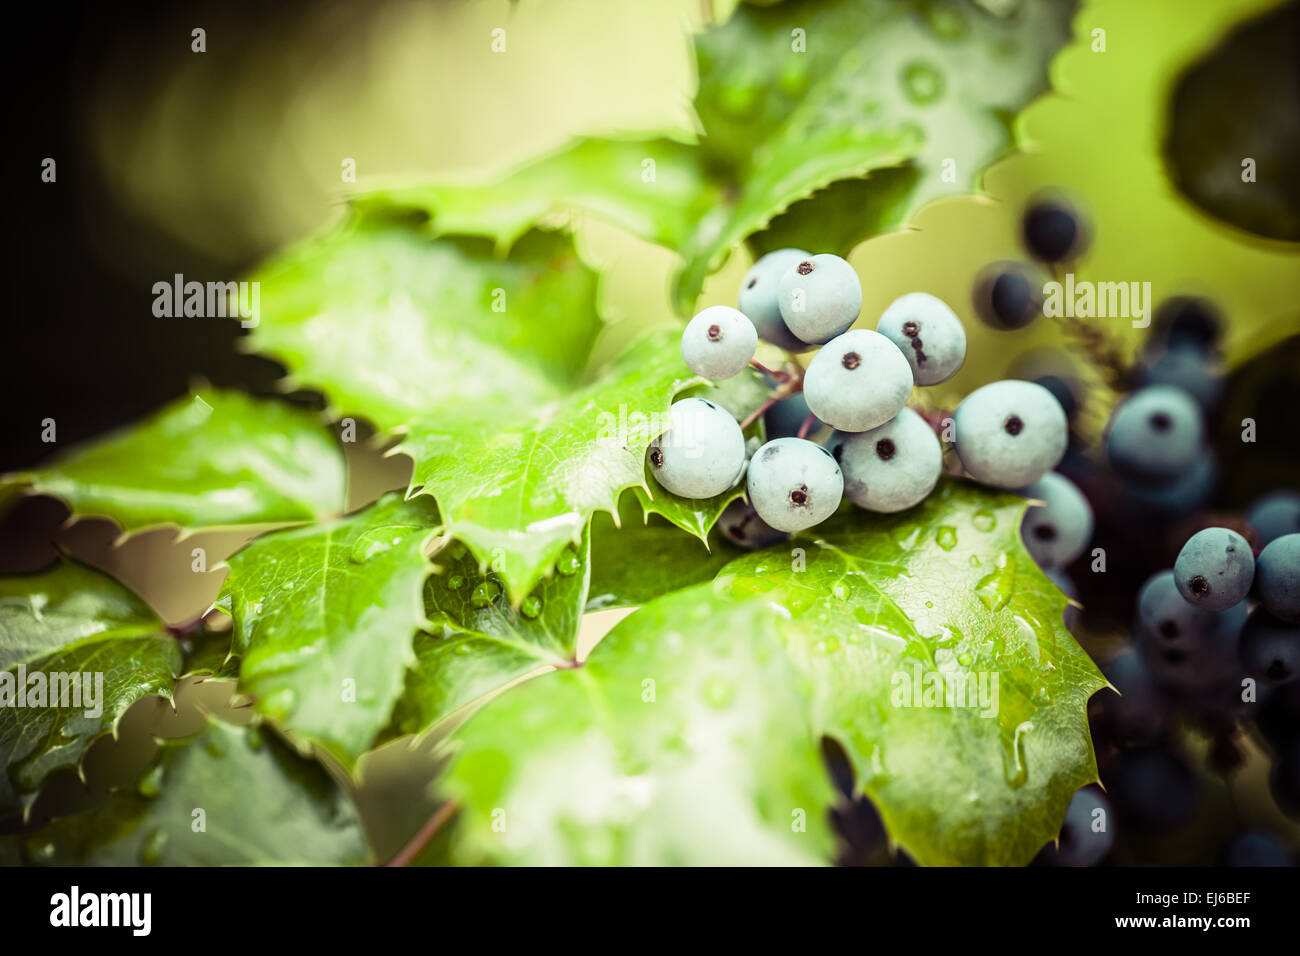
[{"left": 2, "top": 0, "right": 318, "bottom": 473}]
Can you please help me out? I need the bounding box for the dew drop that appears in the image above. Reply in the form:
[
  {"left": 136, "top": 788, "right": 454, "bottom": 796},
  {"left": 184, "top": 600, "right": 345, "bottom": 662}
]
[
  {"left": 900, "top": 60, "right": 945, "bottom": 104},
  {"left": 957, "top": 651, "right": 974, "bottom": 667},
  {"left": 520, "top": 595, "right": 543, "bottom": 619},
  {"left": 935, "top": 526, "right": 958, "bottom": 551},
  {"left": 1000, "top": 721, "right": 1034, "bottom": 789},
  {"left": 972, "top": 509, "right": 997, "bottom": 532},
  {"left": 350, "top": 528, "right": 396, "bottom": 564},
  {"left": 471, "top": 581, "right": 501, "bottom": 608},
  {"left": 815, "top": 636, "right": 841, "bottom": 655},
  {"left": 556, "top": 547, "right": 581, "bottom": 577},
  {"left": 975, "top": 559, "right": 1015, "bottom": 611}
]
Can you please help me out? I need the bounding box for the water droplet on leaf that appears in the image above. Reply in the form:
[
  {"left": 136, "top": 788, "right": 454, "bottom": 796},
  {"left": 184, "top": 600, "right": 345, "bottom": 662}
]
[
  {"left": 901, "top": 61, "right": 945, "bottom": 104},
  {"left": 471, "top": 581, "right": 500, "bottom": 608},
  {"left": 556, "top": 547, "right": 581, "bottom": 577}
]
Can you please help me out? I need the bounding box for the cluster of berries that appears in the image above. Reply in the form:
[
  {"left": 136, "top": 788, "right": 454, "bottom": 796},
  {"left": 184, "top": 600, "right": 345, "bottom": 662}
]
[{"left": 650, "top": 249, "right": 1069, "bottom": 542}]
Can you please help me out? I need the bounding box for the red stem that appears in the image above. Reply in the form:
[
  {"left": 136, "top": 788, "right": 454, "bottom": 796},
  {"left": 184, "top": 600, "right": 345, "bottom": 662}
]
[
  {"left": 739, "top": 396, "right": 779, "bottom": 431},
  {"left": 383, "top": 798, "right": 460, "bottom": 867},
  {"left": 748, "top": 359, "right": 790, "bottom": 383},
  {"left": 795, "top": 412, "right": 817, "bottom": 440}
]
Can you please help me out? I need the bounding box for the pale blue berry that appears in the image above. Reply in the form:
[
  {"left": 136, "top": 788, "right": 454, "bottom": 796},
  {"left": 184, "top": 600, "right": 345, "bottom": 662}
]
[
  {"left": 777, "top": 254, "right": 862, "bottom": 344},
  {"left": 1105, "top": 385, "right": 1203, "bottom": 482},
  {"left": 1174, "top": 527, "right": 1254, "bottom": 612},
  {"left": 1018, "top": 472, "right": 1094, "bottom": 570},
  {"left": 828, "top": 408, "right": 941, "bottom": 513},
  {"left": 681, "top": 305, "right": 757, "bottom": 380},
  {"left": 739, "top": 248, "right": 811, "bottom": 352},
  {"left": 1137, "top": 569, "right": 1216, "bottom": 646},
  {"left": 1257, "top": 534, "right": 1300, "bottom": 624},
  {"left": 746, "top": 437, "right": 843, "bottom": 532},
  {"left": 876, "top": 292, "right": 967, "bottom": 386},
  {"left": 648, "top": 398, "right": 745, "bottom": 499},
  {"left": 803, "top": 329, "right": 913, "bottom": 432},
  {"left": 953, "top": 379, "right": 1067, "bottom": 489}
]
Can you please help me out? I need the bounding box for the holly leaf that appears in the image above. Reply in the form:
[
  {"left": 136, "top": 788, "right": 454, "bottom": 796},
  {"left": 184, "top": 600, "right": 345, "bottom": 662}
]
[
  {"left": 0, "top": 561, "right": 181, "bottom": 816},
  {"left": 382, "top": 528, "right": 590, "bottom": 742},
  {"left": 440, "top": 584, "right": 834, "bottom": 865},
  {"left": 1, "top": 390, "right": 345, "bottom": 531},
  {"left": 14, "top": 719, "right": 367, "bottom": 865},
  {"left": 397, "top": 329, "right": 697, "bottom": 602},
  {"left": 589, "top": 494, "right": 743, "bottom": 611},
  {"left": 248, "top": 220, "right": 602, "bottom": 432},
  {"left": 713, "top": 480, "right": 1105, "bottom": 865},
  {"left": 178, "top": 628, "right": 240, "bottom": 681},
  {"left": 216, "top": 494, "right": 439, "bottom": 767},
  {"left": 352, "top": 0, "right": 1073, "bottom": 312},
  {"left": 352, "top": 138, "right": 718, "bottom": 255}
]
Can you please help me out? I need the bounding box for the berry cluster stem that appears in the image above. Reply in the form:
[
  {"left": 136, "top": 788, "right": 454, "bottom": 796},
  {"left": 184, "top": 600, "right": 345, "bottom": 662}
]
[{"left": 740, "top": 362, "right": 804, "bottom": 430}]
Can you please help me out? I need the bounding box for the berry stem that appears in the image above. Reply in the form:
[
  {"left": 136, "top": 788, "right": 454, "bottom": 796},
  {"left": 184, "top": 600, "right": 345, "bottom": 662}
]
[
  {"left": 739, "top": 365, "right": 804, "bottom": 430},
  {"left": 739, "top": 396, "right": 779, "bottom": 431},
  {"left": 795, "top": 412, "right": 817, "bottom": 440},
  {"left": 1050, "top": 314, "right": 1133, "bottom": 391},
  {"left": 749, "top": 358, "right": 790, "bottom": 383},
  {"left": 383, "top": 797, "right": 460, "bottom": 867}
]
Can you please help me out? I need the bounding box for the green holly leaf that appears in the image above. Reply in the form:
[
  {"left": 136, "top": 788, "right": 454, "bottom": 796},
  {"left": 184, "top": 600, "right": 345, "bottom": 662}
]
[
  {"left": 1, "top": 390, "right": 345, "bottom": 531},
  {"left": 441, "top": 584, "right": 834, "bottom": 865},
  {"left": 216, "top": 494, "right": 439, "bottom": 767},
  {"left": 352, "top": 0, "right": 1072, "bottom": 313},
  {"left": 178, "top": 628, "right": 239, "bottom": 681},
  {"left": 714, "top": 480, "right": 1105, "bottom": 865},
  {"left": 588, "top": 498, "right": 743, "bottom": 611},
  {"left": 14, "top": 719, "right": 367, "bottom": 865},
  {"left": 681, "top": 0, "right": 1073, "bottom": 307},
  {"left": 0, "top": 561, "right": 181, "bottom": 816},
  {"left": 382, "top": 528, "right": 590, "bottom": 742},
  {"left": 397, "top": 329, "right": 696, "bottom": 602},
  {"left": 248, "top": 220, "right": 602, "bottom": 432},
  {"left": 353, "top": 138, "right": 718, "bottom": 254}
]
